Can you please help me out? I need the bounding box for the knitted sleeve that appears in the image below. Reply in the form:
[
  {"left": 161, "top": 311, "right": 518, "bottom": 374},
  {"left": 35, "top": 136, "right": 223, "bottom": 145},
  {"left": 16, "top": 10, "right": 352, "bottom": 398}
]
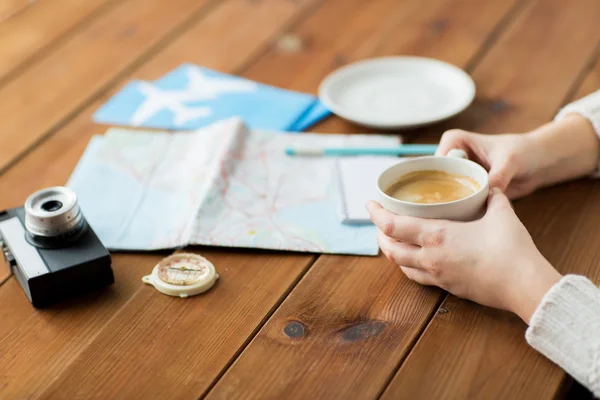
[
  {"left": 555, "top": 90, "right": 600, "bottom": 176},
  {"left": 525, "top": 275, "right": 600, "bottom": 397}
]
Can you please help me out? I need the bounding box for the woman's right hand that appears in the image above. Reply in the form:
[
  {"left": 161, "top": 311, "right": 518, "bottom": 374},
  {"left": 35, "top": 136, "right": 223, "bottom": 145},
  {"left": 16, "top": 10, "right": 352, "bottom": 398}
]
[
  {"left": 367, "top": 189, "right": 562, "bottom": 324},
  {"left": 436, "top": 129, "right": 539, "bottom": 199}
]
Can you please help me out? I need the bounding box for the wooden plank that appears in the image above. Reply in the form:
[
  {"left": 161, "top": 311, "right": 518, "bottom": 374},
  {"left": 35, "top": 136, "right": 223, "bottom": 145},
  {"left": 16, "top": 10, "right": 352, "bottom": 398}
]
[
  {"left": 38, "top": 252, "right": 314, "bottom": 400},
  {"left": 571, "top": 47, "right": 600, "bottom": 101},
  {"left": 204, "top": 1, "right": 524, "bottom": 399},
  {"left": 0, "top": 0, "right": 219, "bottom": 286},
  {"left": 0, "top": 0, "right": 320, "bottom": 397},
  {"left": 381, "top": 1, "right": 600, "bottom": 399},
  {"left": 0, "top": 0, "right": 226, "bottom": 174},
  {"left": 246, "top": 0, "right": 523, "bottom": 133},
  {"left": 0, "top": 0, "right": 29, "bottom": 22},
  {"left": 207, "top": 255, "right": 443, "bottom": 400},
  {"left": 0, "top": 0, "right": 117, "bottom": 84}
]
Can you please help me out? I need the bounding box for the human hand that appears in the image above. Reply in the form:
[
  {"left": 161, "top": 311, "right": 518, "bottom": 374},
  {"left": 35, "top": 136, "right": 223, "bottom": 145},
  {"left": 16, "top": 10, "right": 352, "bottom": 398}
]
[
  {"left": 436, "top": 129, "right": 538, "bottom": 199},
  {"left": 367, "top": 190, "right": 562, "bottom": 324},
  {"left": 437, "top": 115, "right": 599, "bottom": 199}
]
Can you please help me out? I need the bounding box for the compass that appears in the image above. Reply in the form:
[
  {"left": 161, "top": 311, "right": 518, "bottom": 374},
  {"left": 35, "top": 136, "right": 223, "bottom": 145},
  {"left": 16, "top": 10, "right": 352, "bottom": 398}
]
[{"left": 142, "top": 253, "right": 219, "bottom": 298}]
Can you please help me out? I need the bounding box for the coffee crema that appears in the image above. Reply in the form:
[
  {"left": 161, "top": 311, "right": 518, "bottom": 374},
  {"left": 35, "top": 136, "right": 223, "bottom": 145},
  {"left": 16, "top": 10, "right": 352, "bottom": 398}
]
[{"left": 385, "top": 170, "right": 481, "bottom": 204}]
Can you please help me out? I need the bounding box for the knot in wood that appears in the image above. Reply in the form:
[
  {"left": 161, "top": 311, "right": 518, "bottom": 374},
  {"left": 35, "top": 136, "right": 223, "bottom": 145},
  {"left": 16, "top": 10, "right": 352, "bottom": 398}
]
[
  {"left": 430, "top": 20, "right": 448, "bottom": 34},
  {"left": 491, "top": 99, "right": 509, "bottom": 113},
  {"left": 340, "top": 321, "right": 387, "bottom": 341},
  {"left": 284, "top": 321, "right": 306, "bottom": 338}
]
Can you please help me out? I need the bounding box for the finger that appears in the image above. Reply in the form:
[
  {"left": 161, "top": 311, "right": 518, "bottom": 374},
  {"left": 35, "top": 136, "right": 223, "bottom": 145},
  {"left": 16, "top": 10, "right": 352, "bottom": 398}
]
[
  {"left": 488, "top": 155, "right": 518, "bottom": 192},
  {"left": 438, "top": 130, "right": 496, "bottom": 173},
  {"left": 378, "top": 231, "right": 423, "bottom": 268},
  {"left": 400, "top": 266, "right": 437, "bottom": 286},
  {"left": 504, "top": 181, "right": 534, "bottom": 200},
  {"left": 436, "top": 129, "right": 473, "bottom": 156},
  {"left": 485, "top": 187, "right": 514, "bottom": 216},
  {"left": 368, "top": 201, "right": 443, "bottom": 246}
]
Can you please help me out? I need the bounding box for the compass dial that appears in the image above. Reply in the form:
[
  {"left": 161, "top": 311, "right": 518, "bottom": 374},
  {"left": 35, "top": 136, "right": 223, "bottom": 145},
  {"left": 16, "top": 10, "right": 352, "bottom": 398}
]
[{"left": 156, "top": 254, "right": 211, "bottom": 286}]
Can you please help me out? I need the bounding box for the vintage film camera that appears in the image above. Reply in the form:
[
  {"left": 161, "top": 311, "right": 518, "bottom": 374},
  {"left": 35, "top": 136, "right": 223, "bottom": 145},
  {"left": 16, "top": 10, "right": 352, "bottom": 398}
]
[{"left": 0, "top": 187, "right": 113, "bottom": 307}]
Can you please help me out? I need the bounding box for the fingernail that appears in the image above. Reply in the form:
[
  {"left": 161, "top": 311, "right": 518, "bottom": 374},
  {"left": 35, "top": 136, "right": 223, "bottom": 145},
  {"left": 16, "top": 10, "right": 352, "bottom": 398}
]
[
  {"left": 365, "top": 201, "right": 374, "bottom": 213},
  {"left": 491, "top": 187, "right": 502, "bottom": 195}
]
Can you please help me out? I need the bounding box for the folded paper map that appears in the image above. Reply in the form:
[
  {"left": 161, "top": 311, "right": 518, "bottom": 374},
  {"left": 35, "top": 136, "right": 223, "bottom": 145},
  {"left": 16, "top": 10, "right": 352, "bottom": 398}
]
[{"left": 68, "top": 119, "right": 400, "bottom": 255}]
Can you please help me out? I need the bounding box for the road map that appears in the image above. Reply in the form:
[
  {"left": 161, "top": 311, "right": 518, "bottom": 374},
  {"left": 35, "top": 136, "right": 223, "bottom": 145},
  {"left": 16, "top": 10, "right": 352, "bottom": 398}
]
[{"left": 68, "top": 118, "right": 400, "bottom": 255}]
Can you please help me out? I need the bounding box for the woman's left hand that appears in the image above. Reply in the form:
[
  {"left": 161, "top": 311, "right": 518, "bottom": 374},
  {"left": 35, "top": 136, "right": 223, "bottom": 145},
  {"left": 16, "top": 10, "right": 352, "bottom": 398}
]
[{"left": 367, "top": 189, "right": 562, "bottom": 324}]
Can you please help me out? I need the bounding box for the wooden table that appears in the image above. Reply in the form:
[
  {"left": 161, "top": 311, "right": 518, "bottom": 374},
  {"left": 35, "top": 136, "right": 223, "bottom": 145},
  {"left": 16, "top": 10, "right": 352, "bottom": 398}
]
[{"left": 1, "top": 0, "right": 600, "bottom": 398}]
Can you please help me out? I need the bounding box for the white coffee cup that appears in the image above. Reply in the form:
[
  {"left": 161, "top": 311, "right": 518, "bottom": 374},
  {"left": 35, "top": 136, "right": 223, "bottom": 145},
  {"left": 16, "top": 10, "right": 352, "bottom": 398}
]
[{"left": 376, "top": 150, "right": 489, "bottom": 221}]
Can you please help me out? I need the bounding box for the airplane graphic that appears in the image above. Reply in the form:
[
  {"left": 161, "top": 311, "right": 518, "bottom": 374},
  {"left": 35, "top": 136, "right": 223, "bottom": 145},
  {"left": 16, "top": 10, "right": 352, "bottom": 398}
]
[
  {"left": 131, "top": 82, "right": 212, "bottom": 126},
  {"left": 130, "top": 67, "right": 258, "bottom": 127},
  {"left": 179, "top": 66, "right": 258, "bottom": 101}
]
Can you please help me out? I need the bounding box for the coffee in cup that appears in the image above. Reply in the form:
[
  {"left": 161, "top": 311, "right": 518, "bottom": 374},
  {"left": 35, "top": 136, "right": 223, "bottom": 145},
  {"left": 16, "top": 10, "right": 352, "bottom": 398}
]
[
  {"left": 376, "top": 151, "right": 489, "bottom": 221},
  {"left": 384, "top": 170, "right": 481, "bottom": 204}
]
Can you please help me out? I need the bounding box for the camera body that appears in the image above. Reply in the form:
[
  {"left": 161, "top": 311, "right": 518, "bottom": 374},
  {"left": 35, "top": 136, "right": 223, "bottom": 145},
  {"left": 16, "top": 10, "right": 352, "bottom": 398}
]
[{"left": 0, "top": 187, "right": 113, "bottom": 308}]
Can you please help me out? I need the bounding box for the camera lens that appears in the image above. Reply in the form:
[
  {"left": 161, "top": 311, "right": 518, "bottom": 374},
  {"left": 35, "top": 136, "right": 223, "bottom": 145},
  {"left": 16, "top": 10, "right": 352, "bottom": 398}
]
[
  {"left": 41, "top": 200, "right": 63, "bottom": 212},
  {"left": 24, "top": 187, "right": 84, "bottom": 238}
]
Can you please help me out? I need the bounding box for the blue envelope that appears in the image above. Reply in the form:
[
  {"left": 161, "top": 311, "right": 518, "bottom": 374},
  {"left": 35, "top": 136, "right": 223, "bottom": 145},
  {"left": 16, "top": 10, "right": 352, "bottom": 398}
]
[{"left": 94, "top": 64, "right": 330, "bottom": 131}]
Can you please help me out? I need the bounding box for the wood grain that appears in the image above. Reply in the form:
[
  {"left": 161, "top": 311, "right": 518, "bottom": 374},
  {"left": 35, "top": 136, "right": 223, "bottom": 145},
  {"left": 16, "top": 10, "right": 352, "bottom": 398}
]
[
  {"left": 381, "top": 0, "right": 600, "bottom": 399},
  {"left": 37, "top": 252, "right": 314, "bottom": 400},
  {"left": 205, "top": 1, "right": 523, "bottom": 399},
  {"left": 0, "top": 0, "right": 216, "bottom": 284},
  {"left": 0, "top": 0, "right": 116, "bottom": 84},
  {"left": 0, "top": 0, "right": 319, "bottom": 284},
  {"left": 0, "top": 0, "right": 223, "bottom": 174},
  {"left": 0, "top": 0, "right": 30, "bottom": 22},
  {"left": 0, "top": 0, "right": 321, "bottom": 397},
  {"left": 0, "top": 0, "right": 597, "bottom": 398},
  {"left": 0, "top": 252, "right": 169, "bottom": 394},
  {"left": 246, "top": 0, "right": 522, "bottom": 133},
  {"left": 570, "top": 45, "right": 600, "bottom": 102},
  {"left": 207, "top": 255, "right": 442, "bottom": 400}
]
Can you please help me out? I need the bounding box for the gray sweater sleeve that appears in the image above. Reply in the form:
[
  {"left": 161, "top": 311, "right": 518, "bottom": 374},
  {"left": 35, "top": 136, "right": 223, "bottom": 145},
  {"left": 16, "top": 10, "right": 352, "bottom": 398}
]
[{"left": 525, "top": 275, "right": 600, "bottom": 397}]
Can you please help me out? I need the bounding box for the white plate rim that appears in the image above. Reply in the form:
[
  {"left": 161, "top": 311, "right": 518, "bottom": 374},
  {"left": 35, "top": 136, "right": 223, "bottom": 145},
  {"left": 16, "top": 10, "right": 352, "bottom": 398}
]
[{"left": 318, "top": 56, "right": 476, "bottom": 129}]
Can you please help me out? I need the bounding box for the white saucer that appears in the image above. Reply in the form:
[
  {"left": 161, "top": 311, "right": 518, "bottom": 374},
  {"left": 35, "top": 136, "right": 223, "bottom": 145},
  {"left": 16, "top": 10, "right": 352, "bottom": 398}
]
[{"left": 319, "top": 57, "right": 475, "bottom": 129}]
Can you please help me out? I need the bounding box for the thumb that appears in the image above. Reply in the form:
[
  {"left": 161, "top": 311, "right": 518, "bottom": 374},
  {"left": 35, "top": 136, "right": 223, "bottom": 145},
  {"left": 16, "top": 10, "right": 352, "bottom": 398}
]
[
  {"left": 436, "top": 129, "right": 474, "bottom": 156},
  {"left": 486, "top": 187, "right": 513, "bottom": 215},
  {"left": 488, "top": 160, "right": 516, "bottom": 192}
]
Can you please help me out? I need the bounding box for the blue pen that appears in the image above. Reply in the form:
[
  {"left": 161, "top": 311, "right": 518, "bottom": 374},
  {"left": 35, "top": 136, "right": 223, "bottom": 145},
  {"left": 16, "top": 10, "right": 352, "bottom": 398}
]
[{"left": 285, "top": 144, "right": 438, "bottom": 156}]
